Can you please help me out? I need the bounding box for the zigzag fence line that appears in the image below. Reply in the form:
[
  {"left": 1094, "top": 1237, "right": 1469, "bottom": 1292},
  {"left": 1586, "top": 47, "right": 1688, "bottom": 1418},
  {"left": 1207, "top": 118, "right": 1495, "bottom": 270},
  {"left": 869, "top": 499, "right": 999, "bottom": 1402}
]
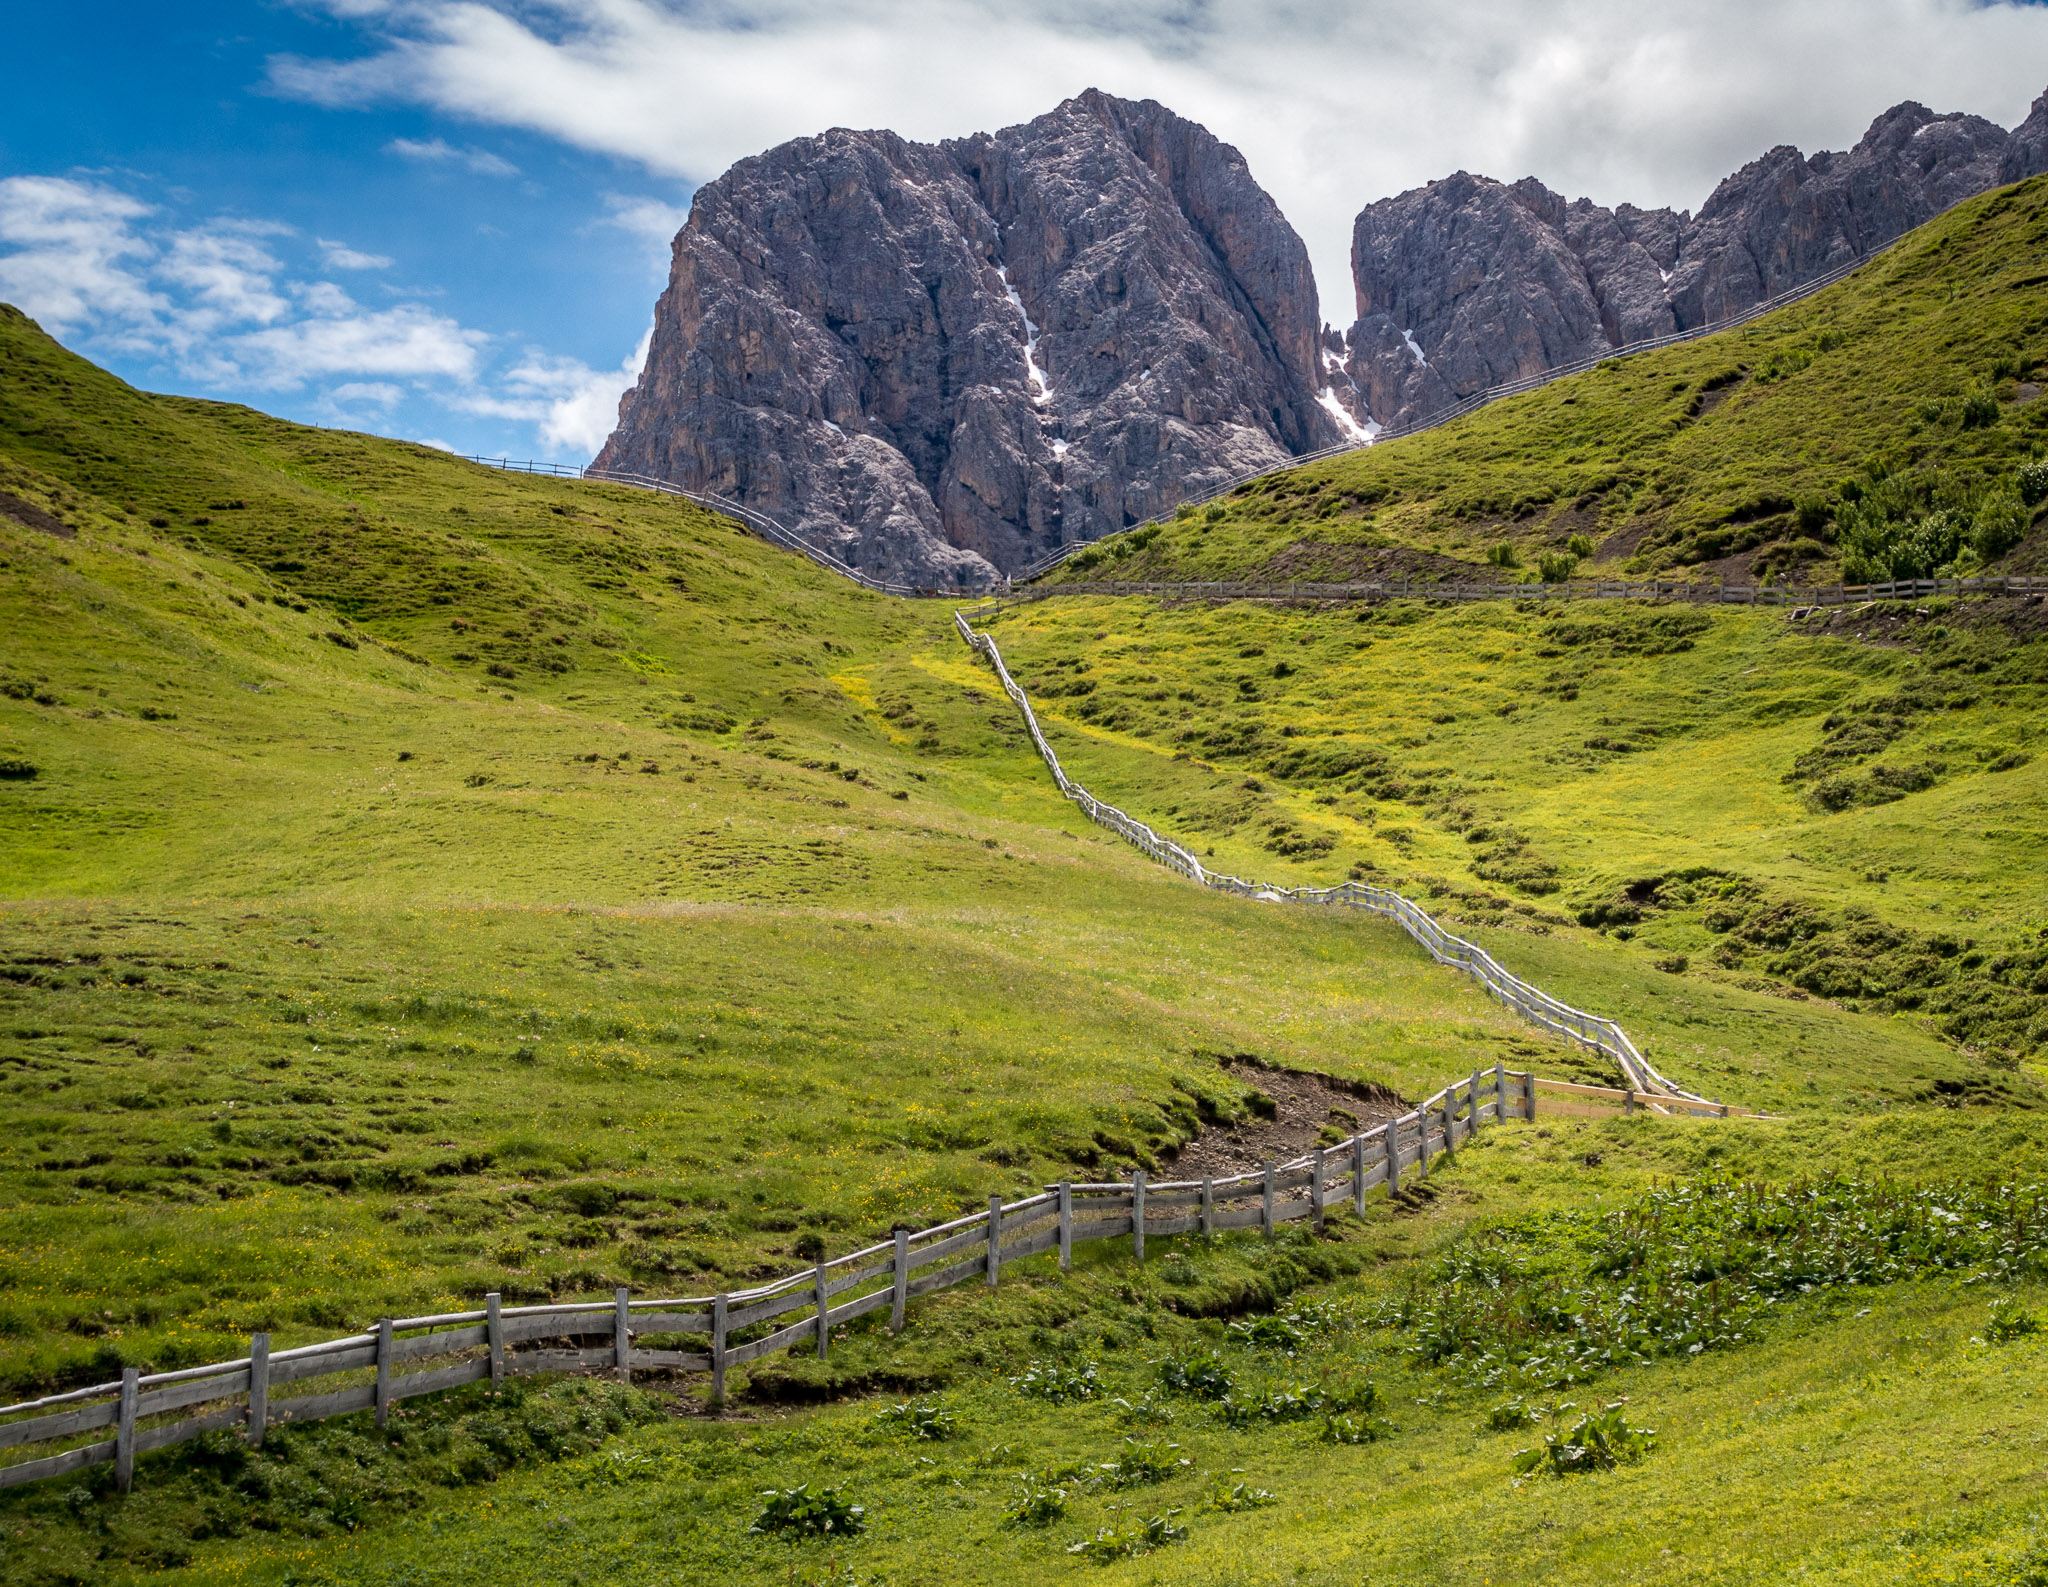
[
  {"left": 952, "top": 609, "right": 1720, "bottom": 1106},
  {"left": 0, "top": 1063, "right": 1756, "bottom": 1496}
]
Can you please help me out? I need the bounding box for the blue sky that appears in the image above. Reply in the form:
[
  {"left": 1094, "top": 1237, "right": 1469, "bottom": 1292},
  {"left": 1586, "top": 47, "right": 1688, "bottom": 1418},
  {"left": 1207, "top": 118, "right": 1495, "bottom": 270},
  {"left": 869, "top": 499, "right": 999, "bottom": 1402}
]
[
  {"left": 4, "top": 2, "right": 2045, "bottom": 466},
  {"left": 0, "top": 3, "right": 688, "bottom": 463}
]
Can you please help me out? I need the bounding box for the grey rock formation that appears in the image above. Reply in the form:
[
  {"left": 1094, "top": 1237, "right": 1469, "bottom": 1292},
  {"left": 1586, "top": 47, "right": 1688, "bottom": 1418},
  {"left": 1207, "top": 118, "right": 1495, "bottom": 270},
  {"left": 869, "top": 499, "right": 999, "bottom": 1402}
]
[
  {"left": 1345, "top": 88, "right": 2047, "bottom": 431},
  {"left": 596, "top": 90, "right": 1338, "bottom": 585},
  {"left": 2003, "top": 87, "right": 2048, "bottom": 185}
]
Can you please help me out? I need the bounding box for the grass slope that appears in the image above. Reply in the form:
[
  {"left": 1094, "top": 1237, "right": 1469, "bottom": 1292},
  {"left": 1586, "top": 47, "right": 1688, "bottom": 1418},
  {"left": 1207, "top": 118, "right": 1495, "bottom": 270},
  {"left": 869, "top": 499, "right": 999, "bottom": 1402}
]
[
  {"left": 1054, "top": 175, "right": 2048, "bottom": 587},
  {"left": 6, "top": 191, "right": 2048, "bottom": 1584},
  {"left": 0, "top": 304, "right": 1537, "bottom": 1396}
]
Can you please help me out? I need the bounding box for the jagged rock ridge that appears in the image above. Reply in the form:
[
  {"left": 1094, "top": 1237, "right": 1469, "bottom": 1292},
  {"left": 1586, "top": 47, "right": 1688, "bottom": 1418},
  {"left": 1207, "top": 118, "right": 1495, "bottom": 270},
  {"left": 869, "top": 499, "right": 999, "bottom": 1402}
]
[
  {"left": 596, "top": 90, "right": 1339, "bottom": 585},
  {"left": 1343, "top": 87, "right": 2048, "bottom": 431}
]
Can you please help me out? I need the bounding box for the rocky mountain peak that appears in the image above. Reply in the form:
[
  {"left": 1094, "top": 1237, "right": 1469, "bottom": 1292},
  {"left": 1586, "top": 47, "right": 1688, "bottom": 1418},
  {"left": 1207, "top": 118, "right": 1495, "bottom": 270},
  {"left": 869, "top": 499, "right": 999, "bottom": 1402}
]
[
  {"left": 1343, "top": 86, "right": 2048, "bottom": 432},
  {"left": 595, "top": 90, "right": 1337, "bottom": 585}
]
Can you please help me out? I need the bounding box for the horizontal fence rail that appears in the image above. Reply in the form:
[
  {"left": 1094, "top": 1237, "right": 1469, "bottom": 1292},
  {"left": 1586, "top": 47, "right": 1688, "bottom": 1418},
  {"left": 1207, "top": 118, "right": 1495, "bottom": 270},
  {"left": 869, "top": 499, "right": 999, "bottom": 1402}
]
[
  {"left": 972, "top": 572, "right": 2048, "bottom": 612},
  {"left": 2, "top": 1063, "right": 1681, "bottom": 1493},
  {"left": 952, "top": 609, "right": 1719, "bottom": 1107}
]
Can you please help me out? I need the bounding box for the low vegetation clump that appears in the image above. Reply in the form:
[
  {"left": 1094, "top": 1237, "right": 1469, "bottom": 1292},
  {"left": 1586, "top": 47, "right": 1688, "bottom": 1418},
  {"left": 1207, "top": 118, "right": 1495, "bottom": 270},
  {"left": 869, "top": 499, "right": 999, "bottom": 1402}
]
[
  {"left": 1065, "top": 1505, "right": 1190, "bottom": 1562},
  {"left": 1510, "top": 1400, "right": 1657, "bottom": 1481},
  {"left": 1378, "top": 1175, "right": 2048, "bottom": 1387},
  {"left": 748, "top": 1483, "right": 867, "bottom": 1538}
]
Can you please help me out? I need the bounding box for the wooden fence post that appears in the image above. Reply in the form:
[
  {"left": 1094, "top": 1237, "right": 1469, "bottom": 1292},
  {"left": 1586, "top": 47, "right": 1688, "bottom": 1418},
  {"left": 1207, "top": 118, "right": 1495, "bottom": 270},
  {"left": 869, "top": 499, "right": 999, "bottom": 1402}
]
[
  {"left": 1623, "top": 1088, "right": 1636, "bottom": 1117},
  {"left": 1385, "top": 1120, "right": 1400, "bottom": 1197},
  {"left": 374, "top": 1318, "right": 393, "bottom": 1430},
  {"left": 1201, "top": 1175, "right": 1214, "bottom": 1235},
  {"left": 1470, "top": 1071, "right": 1482, "bottom": 1134},
  {"left": 1442, "top": 1091, "right": 1455, "bottom": 1159},
  {"left": 1418, "top": 1107, "right": 1432, "bottom": 1175},
  {"left": 1524, "top": 1070, "right": 1537, "bottom": 1120},
  {"left": 1352, "top": 1133, "right": 1367, "bottom": 1216},
  {"left": 988, "top": 1194, "right": 1004, "bottom": 1287},
  {"left": 710, "top": 1294, "right": 728, "bottom": 1408},
  {"left": 814, "top": 1263, "right": 830, "bottom": 1359},
  {"left": 891, "top": 1230, "right": 909, "bottom": 1332},
  {"left": 1311, "top": 1146, "right": 1326, "bottom": 1231},
  {"left": 247, "top": 1332, "right": 269, "bottom": 1450},
  {"left": 1131, "top": 1171, "right": 1147, "bottom": 1261},
  {"left": 486, "top": 1293, "right": 504, "bottom": 1390},
  {"left": 1494, "top": 1061, "right": 1507, "bottom": 1124},
  {"left": 1058, "top": 1181, "right": 1073, "bottom": 1273},
  {"left": 614, "top": 1288, "right": 632, "bottom": 1384},
  {"left": 115, "top": 1367, "right": 138, "bottom": 1494},
  {"left": 1262, "top": 1161, "right": 1275, "bottom": 1237}
]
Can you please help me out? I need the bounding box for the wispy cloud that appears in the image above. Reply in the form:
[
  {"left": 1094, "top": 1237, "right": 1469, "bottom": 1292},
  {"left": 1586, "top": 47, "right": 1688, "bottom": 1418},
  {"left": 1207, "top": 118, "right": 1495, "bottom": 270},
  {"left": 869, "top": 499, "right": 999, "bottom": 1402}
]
[
  {"left": 318, "top": 237, "right": 395, "bottom": 270},
  {"left": 271, "top": 0, "right": 2048, "bottom": 314},
  {"left": 385, "top": 135, "right": 519, "bottom": 176}
]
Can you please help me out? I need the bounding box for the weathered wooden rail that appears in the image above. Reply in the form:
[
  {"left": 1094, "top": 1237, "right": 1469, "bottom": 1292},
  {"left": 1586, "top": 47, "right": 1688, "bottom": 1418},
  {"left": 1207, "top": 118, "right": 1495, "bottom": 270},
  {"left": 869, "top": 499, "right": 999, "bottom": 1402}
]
[
  {"left": 953, "top": 610, "right": 1715, "bottom": 1105},
  {"left": 977, "top": 572, "right": 2048, "bottom": 612},
  {"left": 0, "top": 1066, "right": 1759, "bottom": 1494}
]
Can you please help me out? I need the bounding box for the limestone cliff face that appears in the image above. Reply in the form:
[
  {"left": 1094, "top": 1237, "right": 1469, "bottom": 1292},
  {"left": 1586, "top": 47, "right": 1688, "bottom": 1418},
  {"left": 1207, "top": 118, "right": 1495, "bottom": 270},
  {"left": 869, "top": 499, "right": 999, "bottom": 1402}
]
[
  {"left": 1344, "top": 90, "right": 2048, "bottom": 431},
  {"left": 595, "top": 90, "right": 1337, "bottom": 585}
]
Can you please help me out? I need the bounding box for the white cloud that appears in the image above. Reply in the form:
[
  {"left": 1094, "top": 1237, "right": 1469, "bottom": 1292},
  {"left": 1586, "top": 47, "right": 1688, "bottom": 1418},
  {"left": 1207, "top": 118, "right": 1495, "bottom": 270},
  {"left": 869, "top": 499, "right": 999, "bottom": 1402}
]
[
  {"left": 0, "top": 177, "right": 164, "bottom": 335},
  {"left": 385, "top": 135, "right": 520, "bottom": 176},
  {"left": 454, "top": 327, "right": 650, "bottom": 454},
  {"left": 271, "top": 0, "right": 2048, "bottom": 317},
  {"left": 0, "top": 176, "right": 484, "bottom": 393},
  {"left": 328, "top": 380, "right": 406, "bottom": 407},
  {"left": 318, "top": 237, "right": 395, "bottom": 269}
]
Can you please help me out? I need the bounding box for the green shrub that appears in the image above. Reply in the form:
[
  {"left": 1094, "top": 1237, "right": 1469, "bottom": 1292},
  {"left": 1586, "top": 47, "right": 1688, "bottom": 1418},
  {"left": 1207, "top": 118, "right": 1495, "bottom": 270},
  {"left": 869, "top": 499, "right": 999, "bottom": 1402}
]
[
  {"left": 1960, "top": 385, "right": 2002, "bottom": 429},
  {"left": 1537, "top": 551, "right": 1578, "bottom": 583},
  {"left": 1566, "top": 533, "right": 1596, "bottom": 557},
  {"left": 872, "top": 1399, "right": 956, "bottom": 1440},
  {"left": 0, "top": 756, "right": 36, "bottom": 780},
  {"left": 1198, "top": 1477, "right": 1278, "bottom": 1512},
  {"left": 1095, "top": 1437, "right": 1191, "bottom": 1489},
  {"left": 1002, "top": 1484, "right": 1069, "bottom": 1528},
  {"left": 1974, "top": 484, "right": 2031, "bottom": 561},
  {"left": 1510, "top": 1401, "right": 1655, "bottom": 1480},
  {"left": 1010, "top": 1359, "right": 1101, "bottom": 1403},
  {"left": 2018, "top": 457, "right": 2048, "bottom": 507},
  {"left": 1483, "top": 1395, "right": 1542, "bottom": 1431},
  {"left": 748, "top": 1483, "right": 866, "bottom": 1538},
  {"left": 1204, "top": 504, "right": 1226, "bottom": 523},
  {"left": 1155, "top": 1347, "right": 1234, "bottom": 1399},
  {"left": 1066, "top": 1510, "right": 1189, "bottom": 1562},
  {"left": 1987, "top": 1300, "right": 2044, "bottom": 1343},
  {"left": 1487, "top": 542, "right": 1520, "bottom": 568}
]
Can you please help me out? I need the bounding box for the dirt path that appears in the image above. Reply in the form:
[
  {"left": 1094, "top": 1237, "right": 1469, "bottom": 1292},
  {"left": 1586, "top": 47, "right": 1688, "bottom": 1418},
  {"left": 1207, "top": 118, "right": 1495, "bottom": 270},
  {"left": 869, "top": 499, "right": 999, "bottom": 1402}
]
[{"left": 1167, "top": 1057, "right": 1407, "bottom": 1181}]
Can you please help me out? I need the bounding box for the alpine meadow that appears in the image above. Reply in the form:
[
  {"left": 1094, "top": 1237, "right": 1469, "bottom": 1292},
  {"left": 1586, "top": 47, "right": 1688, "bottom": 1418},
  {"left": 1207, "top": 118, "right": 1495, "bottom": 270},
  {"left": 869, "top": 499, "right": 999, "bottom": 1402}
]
[{"left": 7, "top": 111, "right": 2048, "bottom": 1587}]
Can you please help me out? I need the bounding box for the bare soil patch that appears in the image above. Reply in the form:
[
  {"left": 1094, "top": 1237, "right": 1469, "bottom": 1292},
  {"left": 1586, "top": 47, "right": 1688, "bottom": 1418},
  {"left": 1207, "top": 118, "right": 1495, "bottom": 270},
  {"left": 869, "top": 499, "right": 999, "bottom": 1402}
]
[
  {"left": 0, "top": 491, "right": 71, "bottom": 539},
  {"left": 1166, "top": 1055, "right": 1406, "bottom": 1181},
  {"left": 1788, "top": 591, "right": 2048, "bottom": 649}
]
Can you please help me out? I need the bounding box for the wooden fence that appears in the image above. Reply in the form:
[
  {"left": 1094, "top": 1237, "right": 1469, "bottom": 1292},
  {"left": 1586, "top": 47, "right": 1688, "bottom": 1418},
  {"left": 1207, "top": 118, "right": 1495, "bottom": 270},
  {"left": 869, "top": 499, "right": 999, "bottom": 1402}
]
[
  {"left": 980, "top": 572, "right": 2048, "bottom": 612},
  {"left": 0, "top": 1065, "right": 1709, "bottom": 1495},
  {"left": 953, "top": 610, "right": 1714, "bottom": 1107}
]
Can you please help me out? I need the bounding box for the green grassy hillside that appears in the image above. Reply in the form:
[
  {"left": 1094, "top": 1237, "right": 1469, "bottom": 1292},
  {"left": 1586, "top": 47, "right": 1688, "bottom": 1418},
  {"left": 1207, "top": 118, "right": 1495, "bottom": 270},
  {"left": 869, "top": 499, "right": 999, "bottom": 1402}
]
[
  {"left": 7, "top": 183, "right": 2048, "bottom": 1586},
  {"left": 1053, "top": 175, "right": 2048, "bottom": 588},
  {"left": 0, "top": 304, "right": 1549, "bottom": 1394}
]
